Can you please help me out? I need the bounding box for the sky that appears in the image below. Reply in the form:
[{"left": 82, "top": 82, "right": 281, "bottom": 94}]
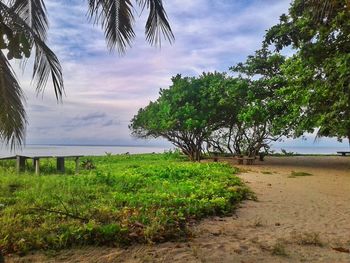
[{"left": 12, "top": 0, "right": 349, "bottom": 149}]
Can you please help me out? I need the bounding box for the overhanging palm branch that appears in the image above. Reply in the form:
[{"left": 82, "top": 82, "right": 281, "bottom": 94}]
[
  {"left": 11, "top": 0, "right": 48, "bottom": 40},
  {"left": 138, "top": 0, "right": 174, "bottom": 46},
  {"left": 88, "top": 0, "right": 136, "bottom": 53},
  {"left": 88, "top": 0, "right": 174, "bottom": 53},
  {"left": 0, "top": 0, "right": 174, "bottom": 148},
  {"left": 0, "top": 0, "right": 63, "bottom": 148},
  {"left": 0, "top": 50, "right": 26, "bottom": 148},
  {"left": 0, "top": 1, "right": 64, "bottom": 98}
]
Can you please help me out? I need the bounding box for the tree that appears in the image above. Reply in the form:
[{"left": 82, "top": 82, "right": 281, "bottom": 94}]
[
  {"left": 204, "top": 77, "right": 250, "bottom": 156},
  {"left": 0, "top": 0, "right": 174, "bottom": 148},
  {"left": 130, "top": 73, "right": 229, "bottom": 161},
  {"left": 212, "top": 46, "right": 291, "bottom": 157},
  {"left": 265, "top": 0, "right": 350, "bottom": 142},
  {"left": 130, "top": 48, "right": 291, "bottom": 159}
]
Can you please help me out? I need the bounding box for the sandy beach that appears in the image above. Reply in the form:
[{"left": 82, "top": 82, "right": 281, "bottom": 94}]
[{"left": 6, "top": 156, "right": 350, "bottom": 263}]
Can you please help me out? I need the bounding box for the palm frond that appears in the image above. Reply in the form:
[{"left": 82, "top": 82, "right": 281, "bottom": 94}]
[
  {"left": 10, "top": 0, "right": 48, "bottom": 40},
  {"left": 32, "top": 36, "right": 64, "bottom": 99},
  {"left": 102, "top": 0, "right": 135, "bottom": 53},
  {"left": 88, "top": 0, "right": 136, "bottom": 53},
  {"left": 0, "top": 1, "right": 64, "bottom": 100},
  {"left": 137, "top": 0, "right": 174, "bottom": 46},
  {"left": 0, "top": 50, "right": 26, "bottom": 149},
  {"left": 88, "top": 0, "right": 174, "bottom": 53}
]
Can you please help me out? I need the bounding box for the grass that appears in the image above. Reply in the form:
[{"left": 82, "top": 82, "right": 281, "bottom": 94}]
[
  {"left": 289, "top": 171, "right": 313, "bottom": 178},
  {"left": 292, "top": 232, "right": 324, "bottom": 247},
  {"left": 271, "top": 240, "right": 289, "bottom": 257},
  {"left": 0, "top": 152, "right": 251, "bottom": 255}
]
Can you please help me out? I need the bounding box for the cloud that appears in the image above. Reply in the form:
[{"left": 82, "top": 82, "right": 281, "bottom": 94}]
[
  {"left": 18, "top": 0, "right": 344, "bottom": 148},
  {"left": 102, "top": 119, "right": 121, "bottom": 127},
  {"left": 74, "top": 112, "right": 107, "bottom": 122}
]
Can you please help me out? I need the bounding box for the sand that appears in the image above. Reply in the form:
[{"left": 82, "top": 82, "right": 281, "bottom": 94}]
[{"left": 6, "top": 156, "right": 350, "bottom": 263}]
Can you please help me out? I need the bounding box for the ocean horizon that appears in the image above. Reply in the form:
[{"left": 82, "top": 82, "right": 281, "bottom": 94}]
[
  {"left": 0, "top": 144, "right": 349, "bottom": 158},
  {"left": 0, "top": 144, "right": 169, "bottom": 158}
]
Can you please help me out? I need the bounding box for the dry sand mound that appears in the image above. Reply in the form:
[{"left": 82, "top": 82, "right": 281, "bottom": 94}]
[{"left": 6, "top": 156, "right": 350, "bottom": 263}]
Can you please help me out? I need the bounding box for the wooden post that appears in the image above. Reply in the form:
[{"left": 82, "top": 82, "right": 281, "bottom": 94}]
[
  {"left": 213, "top": 152, "right": 218, "bottom": 162},
  {"left": 16, "top": 156, "right": 26, "bottom": 173},
  {"left": 75, "top": 157, "right": 80, "bottom": 174},
  {"left": 259, "top": 152, "right": 265, "bottom": 161},
  {"left": 57, "top": 157, "right": 65, "bottom": 173},
  {"left": 34, "top": 158, "right": 40, "bottom": 175}
]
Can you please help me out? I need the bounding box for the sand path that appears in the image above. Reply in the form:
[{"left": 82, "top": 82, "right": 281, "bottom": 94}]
[{"left": 7, "top": 156, "right": 350, "bottom": 263}]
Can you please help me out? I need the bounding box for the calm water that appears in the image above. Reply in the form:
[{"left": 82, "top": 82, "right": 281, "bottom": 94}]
[
  {"left": 0, "top": 144, "right": 349, "bottom": 158},
  {"left": 0, "top": 145, "right": 168, "bottom": 158}
]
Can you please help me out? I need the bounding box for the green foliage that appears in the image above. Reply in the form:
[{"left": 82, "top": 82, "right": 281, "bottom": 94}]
[
  {"left": 0, "top": 153, "right": 250, "bottom": 255},
  {"left": 265, "top": 0, "right": 350, "bottom": 142},
  {"left": 81, "top": 159, "right": 96, "bottom": 170},
  {"left": 221, "top": 46, "right": 291, "bottom": 156},
  {"left": 130, "top": 67, "right": 288, "bottom": 158},
  {"left": 130, "top": 73, "right": 231, "bottom": 161}
]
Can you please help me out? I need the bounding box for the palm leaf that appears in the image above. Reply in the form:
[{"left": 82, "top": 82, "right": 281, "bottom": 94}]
[
  {"left": 102, "top": 0, "right": 135, "bottom": 53},
  {"left": 88, "top": 0, "right": 135, "bottom": 53},
  {"left": 88, "top": 0, "right": 174, "bottom": 53},
  {"left": 137, "top": 0, "right": 174, "bottom": 46},
  {"left": 0, "top": 50, "right": 26, "bottom": 149},
  {"left": 0, "top": 1, "right": 64, "bottom": 100},
  {"left": 10, "top": 0, "right": 48, "bottom": 40},
  {"left": 32, "top": 36, "right": 64, "bottom": 98}
]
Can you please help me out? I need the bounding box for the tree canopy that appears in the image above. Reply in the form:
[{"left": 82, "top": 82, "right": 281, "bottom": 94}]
[
  {"left": 130, "top": 62, "right": 291, "bottom": 160},
  {"left": 224, "top": 46, "right": 291, "bottom": 156},
  {"left": 265, "top": 0, "right": 350, "bottom": 142},
  {"left": 130, "top": 73, "right": 231, "bottom": 161}
]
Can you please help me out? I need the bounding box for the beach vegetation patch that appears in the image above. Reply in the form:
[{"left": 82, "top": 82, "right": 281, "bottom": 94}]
[
  {"left": 0, "top": 153, "right": 251, "bottom": 255},
  {"left": 271, "top": 240, "right": 289, "bottom": 257},
  {"left": 289, "top": 171, "right": 313, "bottom": 178},
  {"left": 292, "top": 232, "right": 324, "bottom": 247}
]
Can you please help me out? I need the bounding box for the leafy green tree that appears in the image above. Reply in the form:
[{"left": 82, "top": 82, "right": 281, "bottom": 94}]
[
  {"left": 130, "top": 73, "right": 229, "bottom": 161},
  {"left": 205, "top": 77, "right": 250, "bottom": 155},
  {"left": 265, "top": 0, "right": 350, "bottom": 142},
  {"left": 214, "top": 46, "right": 291, "bottom": 157},
  {"left": 131, "top": 48, "right": 290, "bottom": 159},
  {"left": 0, "top": 0, "right": 174, "bottom": 148}
]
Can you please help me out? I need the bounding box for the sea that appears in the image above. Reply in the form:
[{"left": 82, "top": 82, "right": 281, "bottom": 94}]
[
  {"left": 0, "top": 144, "right": 349, "bottom": 158},
  {"left": 0, "top": 145, "right": 168, "bottom": 158}
]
